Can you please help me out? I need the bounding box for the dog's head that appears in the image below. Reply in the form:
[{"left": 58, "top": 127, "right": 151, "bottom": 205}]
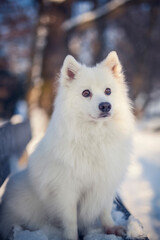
[{"left": 60, "top": 51, "right": 128, "bottom": 123}]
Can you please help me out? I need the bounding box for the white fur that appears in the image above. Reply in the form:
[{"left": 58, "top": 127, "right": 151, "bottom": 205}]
[{"left": 0, "top": 52, "right": 134, "bottom": 240}]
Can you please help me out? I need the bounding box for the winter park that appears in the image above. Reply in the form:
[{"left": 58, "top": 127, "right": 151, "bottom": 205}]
[{"left": 0, "top": 0, "right": 160, "bottom": 240}]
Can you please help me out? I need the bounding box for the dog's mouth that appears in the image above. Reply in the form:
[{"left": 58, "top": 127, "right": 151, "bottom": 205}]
[
  {"left": 99, "top": 113, "right": 110, "bottom": 118},
  {"left": 89, "top": 113, "right": 111, "bottom": 120}
]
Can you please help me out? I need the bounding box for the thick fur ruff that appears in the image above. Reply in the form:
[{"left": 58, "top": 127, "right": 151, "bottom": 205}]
[{"left": 0, "top": 52, "right": 134, "bottom": 240}]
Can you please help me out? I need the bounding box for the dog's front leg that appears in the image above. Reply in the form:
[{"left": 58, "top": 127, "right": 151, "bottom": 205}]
[
  {"left": 100, "top": 207, "right": 114, "bottom": 230},
  {"left": 62, "top": 209, "right": 78, "bottom": 240},
  {"left": 60, "top": 197, "right": 78, "bottom": 240}
]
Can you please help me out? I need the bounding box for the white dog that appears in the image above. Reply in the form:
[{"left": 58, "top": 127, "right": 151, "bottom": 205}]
[{"left": 0, "top": 52, "right": 134, "bottom": 240}]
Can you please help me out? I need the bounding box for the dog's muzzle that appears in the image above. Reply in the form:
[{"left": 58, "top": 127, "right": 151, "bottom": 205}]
[{"left": 98, "top": 102, "right": 111, "bottom": 118}]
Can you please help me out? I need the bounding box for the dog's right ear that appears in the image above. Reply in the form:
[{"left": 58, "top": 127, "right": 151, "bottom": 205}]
[
  {"left": 61, "top": 55, "right": 81, "bottom": 85},
  {"left": 101, "top": 51, "right": 123, "bottom": 79}
]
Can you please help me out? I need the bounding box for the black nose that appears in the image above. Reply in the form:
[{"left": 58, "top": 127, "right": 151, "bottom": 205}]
[{"left": 99, "top": 102, "right": 111, "bottom": 113}]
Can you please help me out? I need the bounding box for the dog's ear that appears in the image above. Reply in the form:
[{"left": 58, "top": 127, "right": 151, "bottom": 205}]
[
  {"left": 61, "top": 55, "right": 81, "bottom": 84},
  {"left": 102, "top": 51, "right": 123, "bottom": 79}
]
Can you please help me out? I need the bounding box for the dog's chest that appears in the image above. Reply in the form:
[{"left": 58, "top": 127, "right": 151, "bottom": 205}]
[
  {"left": 68, "top": 128, "right": 129, "bottom": 193},
  {"left": 70, "top": 135, "right": 118, "bottom": 186}
]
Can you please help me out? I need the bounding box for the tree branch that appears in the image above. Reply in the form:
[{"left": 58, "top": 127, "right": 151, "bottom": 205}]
[{"left": 62, "top": 0, "right": 132, "bottom": 31}]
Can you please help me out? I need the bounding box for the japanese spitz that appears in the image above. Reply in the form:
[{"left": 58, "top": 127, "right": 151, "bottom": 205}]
[{"left": 0, "top": 52, "right": 134, "bottom": 239}]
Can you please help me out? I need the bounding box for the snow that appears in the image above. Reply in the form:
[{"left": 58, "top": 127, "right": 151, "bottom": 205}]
[
  {"left": 127, "top": 216, "right": 144, "bottom": 238},
  {"left": 84, "top": 233, "right": 123, "bottom": 240},
  {"left": 112, "top": 204, "right": 127, "bottom": 226},
  {"left": 11, "top": 229, "right": 124, "bottom": 240},
  {"left": 11, "top": 227, "right": 48, "bottom": 240},
  {"left": 112, "top": 204, "right": 145, "bottom": 238}
]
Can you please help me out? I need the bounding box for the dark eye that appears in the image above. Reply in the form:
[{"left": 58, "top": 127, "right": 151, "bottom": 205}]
[
  {"left": 105, "top": 88, "right": 111, "bottom": 95},
  {"left": 82, "top": 89, "right": 91, "bottom": 97}
]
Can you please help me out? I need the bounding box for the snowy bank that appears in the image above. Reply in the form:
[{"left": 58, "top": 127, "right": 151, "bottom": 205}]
[{"left": 9, "top": 202, "right": 147, "bottom": 240}]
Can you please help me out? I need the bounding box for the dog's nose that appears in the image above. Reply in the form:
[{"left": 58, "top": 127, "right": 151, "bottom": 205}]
[{"left": 99, "top": 102, "right": 111, "bottom": 113}]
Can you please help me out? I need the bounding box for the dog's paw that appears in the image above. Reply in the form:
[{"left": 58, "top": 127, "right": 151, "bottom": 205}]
[{"left": 105, "top": 225, "right": 127, "bottom": 237}]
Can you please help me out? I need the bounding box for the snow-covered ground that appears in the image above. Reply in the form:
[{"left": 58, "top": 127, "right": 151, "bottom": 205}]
[{"left": 121, "top": 117, "right": 160, "bottom": 240}]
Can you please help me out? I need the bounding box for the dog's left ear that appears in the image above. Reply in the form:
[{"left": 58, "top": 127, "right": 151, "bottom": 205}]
[
  {"left": 61, "top": 55, "right": 81, "bottom": 85},
  {"left": 102, "top": 51, "right": 123, "bottom": 79}
]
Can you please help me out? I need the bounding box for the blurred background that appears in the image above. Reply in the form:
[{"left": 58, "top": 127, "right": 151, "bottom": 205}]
[{"left": 0, "top": 0, "right": 160, "bottom": 239}]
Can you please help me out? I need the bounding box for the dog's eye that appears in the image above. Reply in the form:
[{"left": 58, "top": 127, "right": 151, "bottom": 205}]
[
  {"left": 105, "top": 88, "right": 111, "bottom": 95},
  {"left": 82, "top": 90, "right": 91, "bottom": 98}
]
